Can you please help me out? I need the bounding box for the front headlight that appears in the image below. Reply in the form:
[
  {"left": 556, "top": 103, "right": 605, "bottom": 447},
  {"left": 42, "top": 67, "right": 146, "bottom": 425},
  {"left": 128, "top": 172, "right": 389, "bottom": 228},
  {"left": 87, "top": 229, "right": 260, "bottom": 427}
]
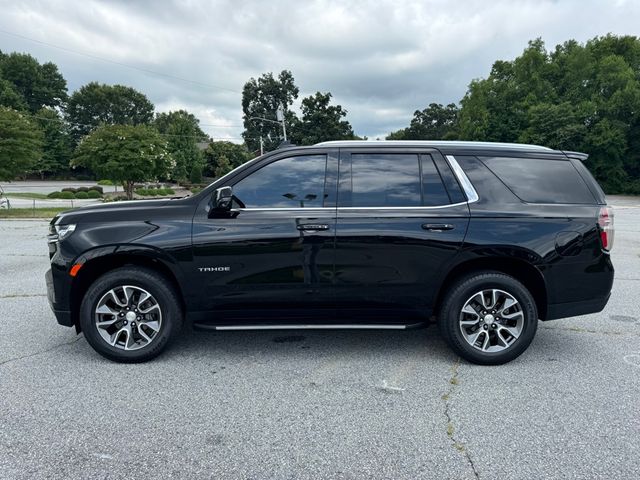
[{"left": 48, "top": 224, "right": 76, "bottom": 243}]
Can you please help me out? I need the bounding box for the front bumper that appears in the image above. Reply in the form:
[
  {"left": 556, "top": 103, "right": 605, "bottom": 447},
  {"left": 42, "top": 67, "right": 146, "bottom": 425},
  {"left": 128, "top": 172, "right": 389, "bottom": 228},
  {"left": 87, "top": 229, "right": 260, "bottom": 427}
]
[{"left": 46, "top": 269, "right": 73, "bottom": 327}]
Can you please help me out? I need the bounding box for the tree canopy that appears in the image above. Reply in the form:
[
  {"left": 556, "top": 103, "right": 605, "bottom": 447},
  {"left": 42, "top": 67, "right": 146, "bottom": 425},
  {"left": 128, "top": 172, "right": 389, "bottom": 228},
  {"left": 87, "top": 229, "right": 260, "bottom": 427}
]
[
  {"left": 242, "top": 70, "right": 299, "bottom": 152},
  {"left": 291, "top": 92, "right": 355, "bottom": 145},
  {"left": 388, "top": 35, "right": 640, "bottom": 193},
  {"left": 203, "top": 141, "right": 252, "bottom": 177},
  {"left": 387, "top": 103, "right": 459, "bottom": 140},
  {"left": 154, "top": 110, "right": 207, "bottom": 181},
  {"left": 0, "top": 107, "right": 43, "bottom": 181},
  {"left": 33, "top": 108, "right": 73, "bottom": 178},
  {"left": 72, "top": 124, "right": 172, "bottom": 199},
  {"left": 0, "top": 51, "right": 67, "bottom": 112},
  {"left": 456, "top": 35, "right": 640, "bottom": 193},
  {"left": 66, "top": 82, "right": 155, "bottom": 140}
]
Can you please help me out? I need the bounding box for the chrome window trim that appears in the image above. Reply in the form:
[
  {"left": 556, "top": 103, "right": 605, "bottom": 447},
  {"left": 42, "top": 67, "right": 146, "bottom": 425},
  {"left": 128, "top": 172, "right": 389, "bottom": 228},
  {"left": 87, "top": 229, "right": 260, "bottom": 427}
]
[
  {"left": 337, "top": 203, "right": 468, "bottom": 211},
  {"left": 445, "top": 155, "right": 479, "bottom": 203},
  {"left": 235, "top": 203, "right": 468, "bottom": 213},
  {"left": 236, "top": 207, "right": 334, "bottom": 212}
]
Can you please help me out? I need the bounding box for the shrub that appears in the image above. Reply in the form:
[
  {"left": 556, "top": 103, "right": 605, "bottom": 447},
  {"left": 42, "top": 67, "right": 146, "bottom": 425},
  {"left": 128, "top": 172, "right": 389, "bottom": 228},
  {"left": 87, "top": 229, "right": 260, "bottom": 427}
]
[
  {"left": 89, "top": 185, "right": 103, "bottom": 194},
  {"left": 97, "top": 179, "right": 113, "bottom": 185},
  {"left": 58, "top": 191, "right": 74, "bottom": 199},
  {"left": 190, "top": 187, "right": 203, "bottom": 195},
  {"left": 147, "top": 189, "right": 158, "bottom": 196},
  {"left": 74, "top": 191, "right": 89, "bottom": 199},
  {"left": 47, "top": 191, "right": 62, "bottom": 199},
  {"left": 61, "top": 187, "right": 76, "bottom": 193},
  {"left": 135, "top": 188, "right": 148, "bottom": 196},
  {"left": 77, "top": 187, "right": 90, "bottom": 193},
  {"left": 164, "top": 188, "right": 175, "bottom": 195},
  {"left": 190, "top": 166, "right": 203, "bottom": 184},
  {"left": 87, "top": 190, "right": 102, "bottom": 199}
]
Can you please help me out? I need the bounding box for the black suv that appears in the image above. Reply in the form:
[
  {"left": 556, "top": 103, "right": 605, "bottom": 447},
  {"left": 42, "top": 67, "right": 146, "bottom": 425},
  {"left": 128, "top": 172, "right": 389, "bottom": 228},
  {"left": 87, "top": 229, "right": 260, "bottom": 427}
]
[{"left": 46, "top": 141, "right": 614, "bottom": 364}]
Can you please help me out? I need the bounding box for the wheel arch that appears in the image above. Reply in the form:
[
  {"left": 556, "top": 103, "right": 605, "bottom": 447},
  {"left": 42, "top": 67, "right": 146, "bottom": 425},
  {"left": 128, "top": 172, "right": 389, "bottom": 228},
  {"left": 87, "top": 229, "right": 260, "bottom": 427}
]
[
  {"left": 69, "top": 248, "right": 186, "bottom": 332},
  {"left": 434, "top": 257, "right": 548, "bottom": 320}
]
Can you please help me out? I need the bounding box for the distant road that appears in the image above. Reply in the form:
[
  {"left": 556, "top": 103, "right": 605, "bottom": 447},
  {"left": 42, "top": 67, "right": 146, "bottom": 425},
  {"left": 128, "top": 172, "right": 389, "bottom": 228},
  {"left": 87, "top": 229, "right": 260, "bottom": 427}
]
[{"left": 1, "top": 180, "right": 118, "bottom": 194}]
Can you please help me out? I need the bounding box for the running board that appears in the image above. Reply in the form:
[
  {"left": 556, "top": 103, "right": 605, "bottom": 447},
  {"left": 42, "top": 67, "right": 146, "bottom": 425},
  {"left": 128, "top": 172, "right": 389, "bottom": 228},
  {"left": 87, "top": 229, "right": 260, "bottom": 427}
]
[{"left": 206, "top": 323, "right": 416, "bottom": 331}]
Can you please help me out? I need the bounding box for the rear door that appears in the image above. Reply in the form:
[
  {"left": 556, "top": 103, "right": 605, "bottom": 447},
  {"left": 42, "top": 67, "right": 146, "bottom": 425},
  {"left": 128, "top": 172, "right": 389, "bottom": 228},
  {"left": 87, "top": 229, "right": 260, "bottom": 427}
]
[{"left": 333, "top": 148, "right": 470, "bottom": 320}]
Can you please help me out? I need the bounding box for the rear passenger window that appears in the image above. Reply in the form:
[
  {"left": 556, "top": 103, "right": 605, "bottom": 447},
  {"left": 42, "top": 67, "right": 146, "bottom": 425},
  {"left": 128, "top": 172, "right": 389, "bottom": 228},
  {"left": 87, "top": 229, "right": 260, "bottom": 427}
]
[
  {"left": 341, "top": 153, "right": 452, "bottom": 207},
  {"left": 349, "top": 154, "right": 421, "bottom": 207},
  {"left": 481, "top": 157, "right": 596, "bottom": 204},
  {"left": 421, "top": 155, "right": 451, "bottom": 206}
]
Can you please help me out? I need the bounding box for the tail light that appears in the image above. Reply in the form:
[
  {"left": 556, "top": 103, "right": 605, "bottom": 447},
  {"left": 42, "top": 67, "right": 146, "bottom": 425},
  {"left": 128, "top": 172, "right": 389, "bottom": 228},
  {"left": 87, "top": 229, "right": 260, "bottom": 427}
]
[{"left": 598, "top": 206, "right": 614, "bottom": 251}]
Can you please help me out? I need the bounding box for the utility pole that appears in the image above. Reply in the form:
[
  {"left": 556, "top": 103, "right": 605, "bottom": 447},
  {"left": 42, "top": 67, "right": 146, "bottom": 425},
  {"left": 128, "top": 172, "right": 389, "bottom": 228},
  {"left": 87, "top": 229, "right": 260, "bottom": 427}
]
[{"left": 276, "top": 104, "right": 287, "bottom": 142}]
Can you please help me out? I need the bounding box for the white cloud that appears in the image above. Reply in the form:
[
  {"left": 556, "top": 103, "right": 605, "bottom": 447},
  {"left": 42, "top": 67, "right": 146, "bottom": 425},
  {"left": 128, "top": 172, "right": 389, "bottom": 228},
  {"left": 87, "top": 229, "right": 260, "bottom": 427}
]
[{"left": 1, "top": 0, "right": 639, "bottom": 141}]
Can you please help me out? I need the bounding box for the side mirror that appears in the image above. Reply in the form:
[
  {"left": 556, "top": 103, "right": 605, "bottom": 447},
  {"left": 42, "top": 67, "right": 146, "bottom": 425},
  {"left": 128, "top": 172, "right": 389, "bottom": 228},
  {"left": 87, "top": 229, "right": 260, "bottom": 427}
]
[{"left": 214, "top": 186, "right": 233, "bottom": 211}]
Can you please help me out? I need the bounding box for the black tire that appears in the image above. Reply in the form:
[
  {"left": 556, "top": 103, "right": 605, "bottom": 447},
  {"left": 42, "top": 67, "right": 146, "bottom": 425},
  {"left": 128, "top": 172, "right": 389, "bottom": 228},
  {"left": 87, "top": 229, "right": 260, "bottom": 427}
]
[
  {"left": 438, "top": 271, "right": 538, "bottom": 365},
  {"left": 80, "top": 267, "right": 182, "bottom": 363}
]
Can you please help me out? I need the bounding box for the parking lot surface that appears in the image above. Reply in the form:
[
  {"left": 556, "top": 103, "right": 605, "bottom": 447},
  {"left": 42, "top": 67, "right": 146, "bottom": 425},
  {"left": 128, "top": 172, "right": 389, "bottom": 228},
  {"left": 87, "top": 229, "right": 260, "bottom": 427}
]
[{"left": 1, "top": 197, "right": 639, "bottom": 479}]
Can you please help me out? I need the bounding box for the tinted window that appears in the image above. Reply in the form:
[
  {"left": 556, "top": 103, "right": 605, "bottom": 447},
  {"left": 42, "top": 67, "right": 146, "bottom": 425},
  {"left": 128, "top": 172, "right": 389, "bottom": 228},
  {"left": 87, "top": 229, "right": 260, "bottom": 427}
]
[
  {"left": 481, "top": 157, "right": 596, "bottom": 204},
  {"left": 347, "top": 154, "right": 421, "bottom": 207},
  {"left": 233, "top": 155, "right": 327, "bottom": 208},
  {"left": 421, "top": 155, "right": 451, "bottom": 206}
]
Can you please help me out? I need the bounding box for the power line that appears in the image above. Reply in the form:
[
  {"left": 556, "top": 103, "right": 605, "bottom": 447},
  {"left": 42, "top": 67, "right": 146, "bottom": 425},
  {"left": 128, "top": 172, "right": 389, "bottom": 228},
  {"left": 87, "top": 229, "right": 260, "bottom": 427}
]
[
  {"left": 29, "top": 112, "right": 251, "bottom": 141},
  {"left": 0, "top": 28, "right": 242, "bottom": 94}
]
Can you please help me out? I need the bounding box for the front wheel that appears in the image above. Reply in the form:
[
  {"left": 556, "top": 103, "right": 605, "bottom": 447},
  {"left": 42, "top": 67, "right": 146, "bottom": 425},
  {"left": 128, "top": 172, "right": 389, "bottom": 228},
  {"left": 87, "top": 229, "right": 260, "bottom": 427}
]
[
  {"left": 80, "top": 267, "right": 182, "bottom": 363},
  {"left": 438, "top": 271, "right": 538, "bottom": 365}
]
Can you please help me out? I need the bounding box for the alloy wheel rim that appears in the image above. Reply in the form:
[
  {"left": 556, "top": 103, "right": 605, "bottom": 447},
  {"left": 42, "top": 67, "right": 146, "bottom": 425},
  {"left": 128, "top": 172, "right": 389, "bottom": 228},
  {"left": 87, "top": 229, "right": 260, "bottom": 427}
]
[
  {"left": 94, "top": 285, "right": 162, "bottom": 351},
  {"left": 458, "top": 289, "right": 524, "bottom": 353}
]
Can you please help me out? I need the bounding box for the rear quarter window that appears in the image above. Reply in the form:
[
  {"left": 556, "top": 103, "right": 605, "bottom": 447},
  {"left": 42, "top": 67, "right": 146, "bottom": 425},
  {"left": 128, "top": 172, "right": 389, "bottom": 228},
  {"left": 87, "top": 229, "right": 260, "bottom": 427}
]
[{"left": 479, "top": 156, "right": 596, "bottom": 204}]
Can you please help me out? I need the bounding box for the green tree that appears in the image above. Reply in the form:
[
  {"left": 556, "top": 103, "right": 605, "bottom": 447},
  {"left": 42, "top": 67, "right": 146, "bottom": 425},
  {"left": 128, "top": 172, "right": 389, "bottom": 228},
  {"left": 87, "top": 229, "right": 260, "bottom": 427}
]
[
  {"left": 154, "top": 110, "right": 207, "bottom": 181},
  {"left": 387, "top": 103, "right": 459, "bottom": 140},
  {"left": 0, "top": 78, "right": 27, "bottom": 111},
  {"left": 0, "top": 52, "right": 67, "bottom": 112},
  {"left": 32, "top": 108, "right": 73, "bottom": 178},
  {"left": 292, "top": 92, "right": 355, "bottom": 145},
  {"left": 72, "top": 124, "right": 172, "bottom": 199},
  {"left": 0, "top": 107, "right": 43, "bottom": 180},
  {"left": 457, "top": 35, "right": 640, "bottom": 193},
  {"left": 214, "top": 155, "right": 232, "bottom": 178},
  {"left": 66, "top": 82, "right": 154, "bottom": 141},
  {"left": 203, "top": 141, "right": 251, "bottom": 177},
  {"left": 242, "top": 70, "right": 299, "bottom": 152}
]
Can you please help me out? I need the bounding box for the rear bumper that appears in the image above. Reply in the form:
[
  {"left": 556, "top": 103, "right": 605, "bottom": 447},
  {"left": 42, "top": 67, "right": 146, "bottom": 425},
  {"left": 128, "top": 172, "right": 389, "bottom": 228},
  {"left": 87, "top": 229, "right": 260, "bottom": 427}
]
[
  {"left": 46, "top": 269, "right": 73, "bottom": 327},
  {"left": 544, "top": 292, "right": 611, "bottom": 321}
]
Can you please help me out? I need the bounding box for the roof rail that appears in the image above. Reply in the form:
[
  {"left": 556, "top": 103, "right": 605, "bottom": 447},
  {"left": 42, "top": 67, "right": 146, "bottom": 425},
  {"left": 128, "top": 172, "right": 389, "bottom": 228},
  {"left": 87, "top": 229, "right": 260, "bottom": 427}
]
[{"left": 314, "top": 140, "right": 553, "bottom": 151}]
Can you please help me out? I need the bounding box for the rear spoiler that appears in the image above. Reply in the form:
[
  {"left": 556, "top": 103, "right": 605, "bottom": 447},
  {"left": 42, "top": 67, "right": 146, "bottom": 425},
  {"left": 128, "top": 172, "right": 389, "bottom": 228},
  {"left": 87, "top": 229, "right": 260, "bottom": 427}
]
[{"left": 562, "top": 151, "right": 589, "bottom": 161}]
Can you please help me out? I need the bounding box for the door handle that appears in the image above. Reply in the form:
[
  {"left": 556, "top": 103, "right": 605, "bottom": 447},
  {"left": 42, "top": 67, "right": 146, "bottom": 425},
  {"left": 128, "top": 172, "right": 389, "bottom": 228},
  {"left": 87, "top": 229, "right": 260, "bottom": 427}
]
[
  {"left": 422, "top": 223, "right": 454, "bottom": 231},
  {"left": 297, "top": 224, "right": 330, "bottom": 231}
]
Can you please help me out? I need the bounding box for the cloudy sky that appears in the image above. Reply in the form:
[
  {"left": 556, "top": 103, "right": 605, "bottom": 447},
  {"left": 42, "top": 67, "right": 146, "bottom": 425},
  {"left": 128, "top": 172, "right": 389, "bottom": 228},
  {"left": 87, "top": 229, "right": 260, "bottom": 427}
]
[{"left": 1, "top": 0, "right": 639, "bottom": 141}]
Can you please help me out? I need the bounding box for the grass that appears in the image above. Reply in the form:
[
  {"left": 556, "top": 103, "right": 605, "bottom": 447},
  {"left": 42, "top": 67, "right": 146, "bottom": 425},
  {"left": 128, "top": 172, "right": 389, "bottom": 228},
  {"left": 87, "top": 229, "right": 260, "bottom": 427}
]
[
  {"left": 4, "top": 192, "right": 50, "bottom": 199},
  {"left": 0, "top": 207, "right": 68, "bottom": 219}
]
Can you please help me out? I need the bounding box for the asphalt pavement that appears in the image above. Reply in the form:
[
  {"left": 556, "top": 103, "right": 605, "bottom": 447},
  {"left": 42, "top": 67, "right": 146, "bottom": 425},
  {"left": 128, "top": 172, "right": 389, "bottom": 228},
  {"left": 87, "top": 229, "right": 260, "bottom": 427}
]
[{"left": 0, "top": 197, "right": 638, "bottom": 479}]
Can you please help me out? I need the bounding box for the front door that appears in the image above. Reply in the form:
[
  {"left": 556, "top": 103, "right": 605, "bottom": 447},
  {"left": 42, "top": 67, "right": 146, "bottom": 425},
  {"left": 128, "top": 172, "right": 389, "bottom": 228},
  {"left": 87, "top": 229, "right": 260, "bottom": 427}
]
[
  {"left": 333, "top": 148, "right": 469, "bottom": 320},
  {"left": 191, "top": 151, "right": 338, "bottom": 320}
]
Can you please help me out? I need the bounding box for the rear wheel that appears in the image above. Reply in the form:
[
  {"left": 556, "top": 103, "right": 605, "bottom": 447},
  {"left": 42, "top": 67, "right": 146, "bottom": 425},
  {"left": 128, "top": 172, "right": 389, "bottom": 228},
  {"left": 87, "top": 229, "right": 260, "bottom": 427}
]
[
  {"left": 438, "top": 271, "right": 538, "bottom": 365},
  {"left": 80, "top": 267, "right": 182, "bottom": 363}
]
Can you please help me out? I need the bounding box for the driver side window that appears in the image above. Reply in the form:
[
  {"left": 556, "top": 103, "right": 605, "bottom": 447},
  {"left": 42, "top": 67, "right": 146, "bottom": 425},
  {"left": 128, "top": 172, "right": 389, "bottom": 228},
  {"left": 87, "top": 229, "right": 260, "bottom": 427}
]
[{"left": 233, "top": 155, "right": 327, "bottom": 208}]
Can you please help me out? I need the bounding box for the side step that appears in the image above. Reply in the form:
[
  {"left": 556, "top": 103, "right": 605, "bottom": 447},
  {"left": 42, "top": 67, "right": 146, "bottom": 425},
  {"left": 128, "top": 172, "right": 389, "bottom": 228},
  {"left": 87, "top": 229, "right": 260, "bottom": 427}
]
[{"left": 195, "top": 323, "right": 426, "bottom": 331}]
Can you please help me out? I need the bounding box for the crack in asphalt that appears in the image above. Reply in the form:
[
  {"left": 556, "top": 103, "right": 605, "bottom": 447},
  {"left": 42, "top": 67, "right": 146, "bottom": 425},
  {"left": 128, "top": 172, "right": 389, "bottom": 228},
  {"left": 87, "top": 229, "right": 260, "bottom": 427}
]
[
  {"left": 0, "top": 336, "right": 83, "bottom": 367},
  {"left": 442, "top": 358, "right": 480, "bottom": 480}
]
